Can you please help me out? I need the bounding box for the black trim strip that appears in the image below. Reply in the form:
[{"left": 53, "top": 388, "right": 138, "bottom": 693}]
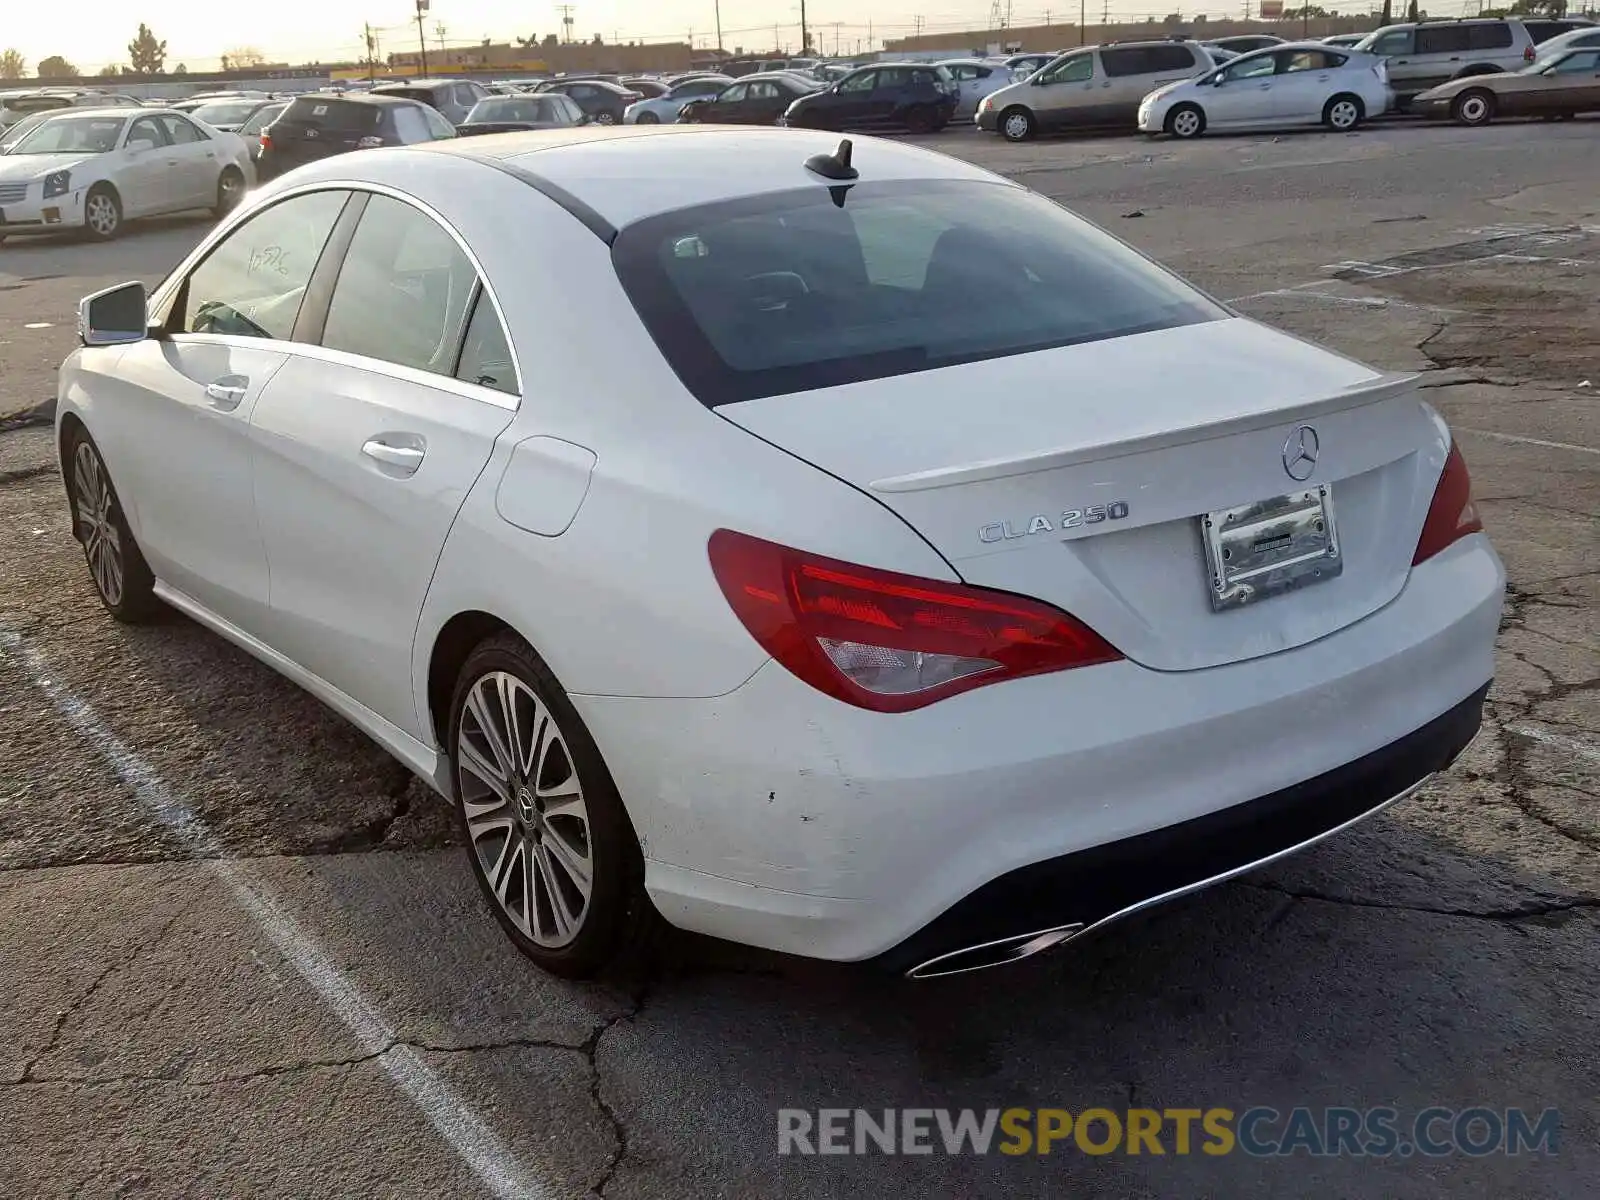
[
  {"left": 872, "top": 684, "right": 1489, "bottom": 975},
  {"left": 293, "top": 190, "right": 369, "bottom": 346},
  {"left": 455, "top": 152, "right": 618, "bottom": 244}
]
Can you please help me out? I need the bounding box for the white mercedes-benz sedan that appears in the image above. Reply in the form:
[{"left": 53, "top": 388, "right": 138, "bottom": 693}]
[
  {"left": 1139, "top": 42, "right": 1392, "bottom": 137},
  {"left": 0, "top": 107, "right": 253, "bottom": 242},
  {"left": 58, "top": 127, "right": 1502, "bottom": 980}
]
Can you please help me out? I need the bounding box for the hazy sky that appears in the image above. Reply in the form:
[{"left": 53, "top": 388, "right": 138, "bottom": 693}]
[{"left": 1, "top": 0, "right": 1333, "bottom": 73}]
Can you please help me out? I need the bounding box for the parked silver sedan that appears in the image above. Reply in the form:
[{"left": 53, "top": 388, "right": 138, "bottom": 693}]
[{"left": 937, "top": 59, "right": 1014, "bottom": 117}]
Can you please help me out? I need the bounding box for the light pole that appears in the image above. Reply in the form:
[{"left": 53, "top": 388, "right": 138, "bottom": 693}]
[
  {"left": 715, "top": 0, "right": 723, "bottom": 51},
  {"left": 415, "top": 0, "right": 430, "bottom": 75}
]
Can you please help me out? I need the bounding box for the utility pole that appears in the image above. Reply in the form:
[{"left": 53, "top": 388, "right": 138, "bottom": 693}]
[
  {"left": 364, "top": 22, "right": 378, "bottom": 82},
  {"left": 415, "top": 0, "right": 430, "bottom": 75},
  {"left": 715, "top": 0, "right": 723, "bottom": 51},
  {"left": 800, "top": 0, "right": 809, "bottom": 55},
  {"left": 435, "top": 21, "right": 447, "bottom": 55},
  {"left": 1080, "top": 0, "right": 1086, "bottom": 44},
  {"left": 556, "top": 4, "right": 576, "bottom": 43}
]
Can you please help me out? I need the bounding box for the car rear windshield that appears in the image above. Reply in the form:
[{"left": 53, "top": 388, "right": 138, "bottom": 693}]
[
  {"left": 11, "top": 95, "right": 73, "bottom": 114},
  {"left": 612, "top": 179, "right": 1226, "bottom": 408},
  {"left": 282, "top": 97, "right": 382, "bottom": 130},
  {"left": 375, "top": 86, "right": 441, "bottom": 106}
]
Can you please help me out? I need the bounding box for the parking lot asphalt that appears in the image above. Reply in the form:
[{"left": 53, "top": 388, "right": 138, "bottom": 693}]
[{"left": 1, "top": 119, "right": 1596, "bottom": 1198}]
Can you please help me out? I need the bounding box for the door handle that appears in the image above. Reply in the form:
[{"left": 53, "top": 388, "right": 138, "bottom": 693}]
[
  {"left": 361, "top": 436, "right": 426, "bottom": 476},
  {"left": 204, "top": 375, "right": 248, "bottom": 411}
]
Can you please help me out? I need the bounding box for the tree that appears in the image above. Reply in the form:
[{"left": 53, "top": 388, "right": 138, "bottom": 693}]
[
  {"left": 173, "top": 63, "right": 188, "bottom": 74},
  {"left": 542, "top": 33, "right": 559, "bottom": 48},
  {"left": 592, "top": 33, "right": 605, "bottom": 45},
  {"left": 223, "top": 46, "right": 265, "bottom": 69},
  {"left": 37, "top": 54, "right": 77, "bottom": 77},
  {"left": 1380, "top": 0, "right": 1393, "bottom": 22},
  {"left": 0, "top": 49, "right": 25, "bottom": 79},
  {"left": 1404, "top": 0, "right": 1419, "bottom": 18},
  {"left": 1283, "top": 4, "right": 1332, "bottom": 16},
  {"left": 128, "top": 23, "right": 167, "bottom": 74}
]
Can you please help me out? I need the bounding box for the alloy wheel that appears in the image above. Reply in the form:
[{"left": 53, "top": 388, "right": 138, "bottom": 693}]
[
  {"left": 1172, "top": 107, "right": 1203, "bottom": 138},
  {"left": 86, "top": 193, "right": 119, "bottom": 238},
  {"left": 219, "top": 170, "right": 244, "bottom": 207},
  {"left": 1459, "top": 94, "right": 1489, "bottom": 124},
  {"left": 595, "top": 111, "right": 617, "bottom": 125},
  {"left": 1329, "top": 100, "right": 1359, "bottom": 130},
  {"left": 74, "top": 441, "right": 124, "bottom": 606},
  {"left": 457, "top": 670, "right": 594, "bottom": 948}
]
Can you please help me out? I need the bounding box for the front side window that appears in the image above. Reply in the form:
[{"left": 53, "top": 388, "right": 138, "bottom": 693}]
[
  {"left": 876, "top": 68, "right": 910, "bottom": 89},
  {"left": 718, "top": 83, "right": 749, "bottom": 104},
  {"left": 613, "top": 180, "right": 1226, "bottom": 408},
  {"left": 1549, "top": 49, "right": 1600, "bottom": 72},
  {"left": 1223, "top": 54, "right": 1278, "bottom": 81},
  {"left": 179, "top": 190, "right": 349, "bottom": 339},
  {"left": 158, "top": 114, "right": 205, "bottom": 144},
  {"left": 839, "top": 71, "right": 877, "bottom": 93},
  {"left": 321, "top": 194, "right": 479, "bottom": 375},
  {"left": 1040, "top": 55, "right": 1094, "bottom": 84},
  {"left": 1370, "top": 30, "right": 1415, "bottom": 55}
]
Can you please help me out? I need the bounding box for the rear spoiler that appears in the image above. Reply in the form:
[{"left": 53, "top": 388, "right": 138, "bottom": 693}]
[{"left": 869, "top": 372, "right": 1418, "bottom": 494}]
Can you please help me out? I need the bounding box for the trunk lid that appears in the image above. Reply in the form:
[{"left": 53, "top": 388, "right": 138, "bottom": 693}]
[{"left": 718, "top": 318, "right": 1442, "bottom": 672}]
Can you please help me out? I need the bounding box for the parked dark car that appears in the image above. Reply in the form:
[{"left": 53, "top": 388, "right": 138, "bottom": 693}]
[
  {"left": 677, "top": 73, "right": 822, "bottom": 125},
  {"left": 237, "top": 100, "right": 288, "bottom": 166},
  {"left": 457, "top": 94, "right": 587, "bottom": 135},
  {"left": 1523, "top": 16, "right": 1597, "bottom": 44},
  {"left": 257, "top": 94, "right": 454, "bottom": 182},
  {"left": 535, "top": 79, "right": 640, "bottom": 124},
  {"left": 370, "top": 78, "right": 493, "bottom": 125},
  {"left": 781, "top": 63, "right": 960, "bottom": 133}
]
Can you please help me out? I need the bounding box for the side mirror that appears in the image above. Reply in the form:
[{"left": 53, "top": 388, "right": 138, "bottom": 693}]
[
  {"left": 78, "top": 281, "right": 150, "bottom": 347},
  {"left": 1212, "top": 75, "right": 1228, "bottom": 86}
]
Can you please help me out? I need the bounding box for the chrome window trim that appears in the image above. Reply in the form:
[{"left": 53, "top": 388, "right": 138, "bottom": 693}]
[
  {"left": 164, "top": 331, "right": 520, "bottom": 411},
  {"left": 150, "top": 175, "right": 525, "bottom": 408}
]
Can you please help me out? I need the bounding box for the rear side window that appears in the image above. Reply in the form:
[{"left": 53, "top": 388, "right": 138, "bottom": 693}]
[
  {"left": 179, "top": 190, "right": 349, "bottom": 339},
  {"left": 322, "top": 194, "right": 479, "bottom": 375},
  {"left": 391, "top": 104, "right": 431, "bottom": 142},
  {"left": 613, "top": 180, "right": 1225, "bottom": 408},
  {"left": 1100, "top": 48, "right": 1152, "bottom": 76},
  {"left": 1145, "top": 45, "right": 1198, "bottom": 71},
  {"left": 1467, "top": 23, "right": 1514, "bottom": 50},
  {"left": 1416, "top": 26, "right": 1471, "bottom": 54},
  {"left": 454, "top": 291, "right": 518, "bottom": 395},
  {"left": 283, "top": 98, "right": 380, "bottom": 132}
]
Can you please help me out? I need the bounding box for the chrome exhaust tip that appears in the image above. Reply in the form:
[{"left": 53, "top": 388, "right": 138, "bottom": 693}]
[{"left": 905, "top": 923, "right": 1085, "bottom": 980}]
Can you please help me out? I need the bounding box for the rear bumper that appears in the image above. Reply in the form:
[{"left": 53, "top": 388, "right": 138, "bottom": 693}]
[
  {"left": 878, "top": 681, "right": 1485, "bottom": 976},
  {"left": 576, "top": 533, "right": 1503, "bottom": 963}
]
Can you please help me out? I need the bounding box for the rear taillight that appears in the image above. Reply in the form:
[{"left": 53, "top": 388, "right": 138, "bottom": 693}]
[
  {"left": 259, "top": 132, "right": 272, "bottom": 150},
  {"left": 1523, "top": 45, "right": 1536, "bottom": 61},
  {"left": 707, "top": 529, "right": 1122, "bottom": 712},
  {"left": 1412, "top": 442, "right": 1484, "bottom": 565}
]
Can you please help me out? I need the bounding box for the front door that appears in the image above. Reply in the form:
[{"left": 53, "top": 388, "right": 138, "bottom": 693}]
[
  {"left": 1206, "top": 51, "right": 1283, "bottom": 126},
  {"left": 98, "top": 188, "right": 353, "bottom": 627},
  {"left": 832, "top": 70, "right": 879, "bottom": 127},
  {"left": 248, "top": 193, "right": 517, "bottom": 735},
  {"left": 1031, "top": 54, "right": 1100, "bottom": 129},
  {"left": 118, "top": 115, "right": 170, "bottom": 216}
]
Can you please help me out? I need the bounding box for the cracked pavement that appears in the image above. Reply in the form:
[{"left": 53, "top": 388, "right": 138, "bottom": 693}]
[{"left": 1, "top": 120, "right": 1596, "bottom": 1197}]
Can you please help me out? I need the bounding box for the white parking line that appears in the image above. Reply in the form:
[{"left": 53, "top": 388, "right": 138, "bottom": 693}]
[
  {"left": 1510, "top": 724, "right": 1600, "bottom": 767},
  {"left": 0, "top": 626, "right": 554, "bottom": 1200},
  {"left": 1458, "top": 429, "right": 1600, "bottom": 457}
]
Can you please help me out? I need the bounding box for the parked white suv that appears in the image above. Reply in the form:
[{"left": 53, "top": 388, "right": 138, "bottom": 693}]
[{"left": 1355, "top": 19, "right": 1537, "bottom": 104}]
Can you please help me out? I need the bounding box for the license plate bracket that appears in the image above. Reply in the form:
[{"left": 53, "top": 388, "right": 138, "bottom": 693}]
[{"left": 1200, "top": 485, "right": 1341, "bottom": 612}]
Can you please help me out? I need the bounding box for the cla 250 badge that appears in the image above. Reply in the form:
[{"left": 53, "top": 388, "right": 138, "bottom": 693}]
[{"left": 979, "top": 502, "right": 1130, "bottom": 544}]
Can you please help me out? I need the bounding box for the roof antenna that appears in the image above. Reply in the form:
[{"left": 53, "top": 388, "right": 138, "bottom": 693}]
[{"left": 805, "top": 138, "right": 859, "bottom": 183}]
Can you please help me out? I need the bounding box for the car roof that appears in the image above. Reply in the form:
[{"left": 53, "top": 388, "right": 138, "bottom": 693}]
[
  {"left": 374, "top": 78, "right": 477, "bottom": 88},
  {"left": 401, "top": 125, "right": 1002, "bottom": 232},
  {"left": 292, "top": 91, "right": 419, "bottom": 106}
]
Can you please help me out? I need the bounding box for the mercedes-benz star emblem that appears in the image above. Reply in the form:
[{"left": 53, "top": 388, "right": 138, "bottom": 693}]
[{"left": 1282, "top": 425, "right": 1320, "bottom": 481}]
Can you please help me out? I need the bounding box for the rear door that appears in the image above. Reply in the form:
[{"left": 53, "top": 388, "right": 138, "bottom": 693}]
[
  {"left": 1273, "top": 48, "right": 1343, "bottom": 120},
  {"left": 1411, "top": 24, "right": 1472, "bottom": 89},
  {"left": 155, "top": 113, "right": 217, "bottom": 209},
  {"left": 247, "top": 191, "right": 518, "bottom": 734}
]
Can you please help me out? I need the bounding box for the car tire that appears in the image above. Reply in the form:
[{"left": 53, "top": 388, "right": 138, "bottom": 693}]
[
  {"left": 999, "top": 105, "right": 1036, "bottom": 142},
  {"left": 1322, "top": 94, "right": 1364, "bottom": 132},
  {"left": 213, "top": 166, "right": 246, "bottom": 218},
  {"left": 448, "top": 630, "right": 661, "bottom": 979},
  {"left": 1166, "top": 103, "right": 1206, "bottom": 140},
  {"left": 903, "top": 104, "right": 937, "bottom": 134},
  {"left": 1452, "top": 89, "right": 1496, "bottom": 127},
  {"left": 594, "top": 111, "right": 617, "bottom": 125},
  {"left": 82, "top": 184, "right": 123, "bottom": 241},
  {"left": 64, "top": 426, "right": 161, "bottom": 623},
  {"left": 635, "top": 111, "right": 660, "bottom": 124}
]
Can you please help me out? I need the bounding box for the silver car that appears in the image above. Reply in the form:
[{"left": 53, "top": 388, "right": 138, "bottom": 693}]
[
  {"left": 623, "top": 75, "right": 732, "bottom": 124},
  {"left": 937, "top": 59, "right": 1014, "bottom": 117},
  {"left": 1355, "top": 18, "right": 1538, "bottom": 103}
]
